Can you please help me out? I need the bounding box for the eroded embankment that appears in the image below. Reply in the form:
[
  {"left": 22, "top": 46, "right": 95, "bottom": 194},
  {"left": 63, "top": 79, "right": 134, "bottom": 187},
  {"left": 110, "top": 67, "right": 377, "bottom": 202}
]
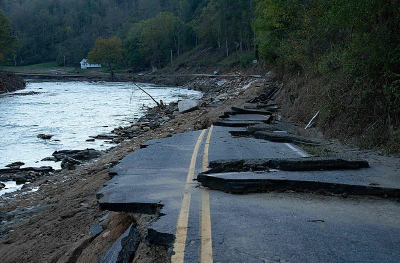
[
  {"left": 0, "top": 71, "right": 26, "bottom": 93},
  {"left": 275, "top": 71, "right": 400, "bottom": 154}
]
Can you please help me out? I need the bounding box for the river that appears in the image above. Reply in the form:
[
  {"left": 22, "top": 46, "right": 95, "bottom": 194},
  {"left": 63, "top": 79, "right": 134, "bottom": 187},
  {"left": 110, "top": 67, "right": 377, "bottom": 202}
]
[{"left": 0, "top": 81, "right": 202, "bottom": 171}]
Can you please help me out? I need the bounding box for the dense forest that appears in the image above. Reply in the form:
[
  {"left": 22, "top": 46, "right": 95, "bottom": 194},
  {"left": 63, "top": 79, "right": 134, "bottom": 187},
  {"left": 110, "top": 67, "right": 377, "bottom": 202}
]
[
  {"left": 0, "top": 0, "right": 256, "bottom": 68},
  {"left": 1, "top": 0, "right": 399, "bottom": 151}
]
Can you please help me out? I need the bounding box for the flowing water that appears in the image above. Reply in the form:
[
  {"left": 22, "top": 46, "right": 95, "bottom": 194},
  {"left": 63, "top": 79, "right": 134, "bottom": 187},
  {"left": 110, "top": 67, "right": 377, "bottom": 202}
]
[{"left": 0, "top": 81, "right": 202, "bottom": 171}]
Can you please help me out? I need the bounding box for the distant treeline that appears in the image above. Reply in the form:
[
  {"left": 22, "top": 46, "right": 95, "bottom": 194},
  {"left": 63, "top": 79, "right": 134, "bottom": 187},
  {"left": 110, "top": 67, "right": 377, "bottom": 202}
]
[{"left": 0, "top": 0, "right": 256, "bottom": 68}]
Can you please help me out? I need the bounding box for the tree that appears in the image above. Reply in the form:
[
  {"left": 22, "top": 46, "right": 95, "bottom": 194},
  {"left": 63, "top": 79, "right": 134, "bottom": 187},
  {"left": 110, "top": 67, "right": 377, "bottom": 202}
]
[
  {"left": 140, "top": 12, "right": 186, "bottom": 68},
  {"left": 0, "top": 8, "right": 18, "bottom": 64},
  {"left": 87, "top": 36, "right": 124, "bottom": 81}
]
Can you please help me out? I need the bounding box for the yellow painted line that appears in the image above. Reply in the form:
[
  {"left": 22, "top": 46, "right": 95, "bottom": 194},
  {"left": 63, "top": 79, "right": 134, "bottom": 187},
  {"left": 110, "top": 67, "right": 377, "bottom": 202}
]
[
  {"left": 172, "top": 129, "right": 206, "bottom": 263},
  {"left": 201, "top": 191, "right": 213, "bottom": 263},
  {"left": 201, "top": 125, "right": 214, "bottom": 263},
  {"left": 202, "top": 125, "right": 213, "bottom": 171}
]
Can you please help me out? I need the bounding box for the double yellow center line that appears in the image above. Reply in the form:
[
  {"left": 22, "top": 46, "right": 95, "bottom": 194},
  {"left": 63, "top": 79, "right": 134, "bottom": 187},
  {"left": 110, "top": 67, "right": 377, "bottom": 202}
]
[{"left": 172, "top": 125, "right": 214, "bottom": 263}]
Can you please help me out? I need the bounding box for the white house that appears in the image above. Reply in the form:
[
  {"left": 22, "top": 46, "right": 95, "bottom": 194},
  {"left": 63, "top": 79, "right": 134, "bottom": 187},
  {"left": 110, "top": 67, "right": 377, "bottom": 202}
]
[{"left": 80, "top": 59, "right": 101, "bottom": 69}]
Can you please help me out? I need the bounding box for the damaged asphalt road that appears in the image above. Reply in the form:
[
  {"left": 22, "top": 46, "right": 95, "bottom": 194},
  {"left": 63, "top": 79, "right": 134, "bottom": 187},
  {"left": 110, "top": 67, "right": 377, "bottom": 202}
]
[{"left": 96, "top": 111, "right": 400, "bottom": 262}]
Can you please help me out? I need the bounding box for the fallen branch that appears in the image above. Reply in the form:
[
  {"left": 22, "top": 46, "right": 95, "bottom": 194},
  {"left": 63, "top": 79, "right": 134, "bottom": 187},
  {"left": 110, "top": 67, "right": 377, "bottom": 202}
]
[{"left": 131, "top": 80, "right": 161, "bottom": 107}]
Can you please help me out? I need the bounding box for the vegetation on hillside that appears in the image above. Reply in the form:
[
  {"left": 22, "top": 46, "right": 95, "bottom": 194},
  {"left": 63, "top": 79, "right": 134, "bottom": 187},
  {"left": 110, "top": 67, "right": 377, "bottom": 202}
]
[
  {"left": 0, "top": 0, "right": 256, "bottom": 69},
  {"left": 253, "top": 0, "right": 400, "bottom": 152}
]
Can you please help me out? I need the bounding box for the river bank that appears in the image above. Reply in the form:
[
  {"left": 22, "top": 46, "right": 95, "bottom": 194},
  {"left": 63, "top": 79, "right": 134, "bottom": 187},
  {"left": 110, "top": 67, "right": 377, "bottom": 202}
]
[{"left": 0, "top": 71, "right": 26, "bottom": 93}]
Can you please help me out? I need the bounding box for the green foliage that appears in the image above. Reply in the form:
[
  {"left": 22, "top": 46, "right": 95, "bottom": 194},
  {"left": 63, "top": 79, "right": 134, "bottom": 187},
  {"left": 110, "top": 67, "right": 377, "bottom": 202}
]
[
  {"left": 197, "top": 1, "right": 223, "bottom": 48},
  {"left": 88, "top": 36, "right": 124, "bottom": 65},
  {"left": 124, "top": 23, "right": 145, "bottom": 68},
  {"left": 253, "top": 0, "right": 400, "bottom": 151},
  {"left": 240, "top": 52, "right": 255, "bottom": 68},
  {"left": 1, "top": 0, "right": 256, "bottom": 68},
  {"left": 139, "top": 12, "right": 189, "bottom": 67},
  {"left": 0, "top": 8, "right": 18, "bottom": 63}
]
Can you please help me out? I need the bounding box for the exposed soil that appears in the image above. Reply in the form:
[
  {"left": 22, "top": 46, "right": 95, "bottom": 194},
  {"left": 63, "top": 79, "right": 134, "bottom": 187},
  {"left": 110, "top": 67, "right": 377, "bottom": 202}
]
[
  {"left": 0, "top": 73, "right": 399, "bottom": 262},
  {"left": 275, "top": 70, "right": 400, "bottom": 154},
  {"left": 0, "top": 71, "right": 26, "bottom": 93}
]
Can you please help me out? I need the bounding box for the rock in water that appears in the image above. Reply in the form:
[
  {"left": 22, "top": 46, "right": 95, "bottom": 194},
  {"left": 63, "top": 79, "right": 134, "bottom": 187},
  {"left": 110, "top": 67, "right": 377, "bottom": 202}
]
[
  {"left": 5, "top": 161, "right": 25, "bottom": 169},
  {"left": 37, "top": 134, "right": 53, "bottom": 139}
]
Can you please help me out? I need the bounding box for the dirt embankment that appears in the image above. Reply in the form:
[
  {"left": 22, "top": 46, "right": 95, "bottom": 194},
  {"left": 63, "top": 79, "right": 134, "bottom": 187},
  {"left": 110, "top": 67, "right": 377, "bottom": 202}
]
[
  {"left": 276, "top": 70, "right": 400, "bottom": 154},
  {"left": 0, "top": 71, "right": 26, "bottom": 93}
]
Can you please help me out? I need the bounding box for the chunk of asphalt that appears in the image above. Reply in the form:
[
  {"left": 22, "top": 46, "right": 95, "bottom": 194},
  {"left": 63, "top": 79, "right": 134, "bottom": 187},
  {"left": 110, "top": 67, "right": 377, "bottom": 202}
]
[
  {"left": 243, "top": 104, "right": 280, "bottom": 112},
  {"left": 269, "top": 158, "right": 369, "bottom": 171},
  {"left": 213, "top": 120, "right": 271, "bottom": 127},
  {"left": 204, "top": 157, "right": 369, "bottom": 173},
  {"left": 99, "top": 223, "right": 140, "bottom": 263},
  {"left": 254, "top": 131, "right": 322, "bottom": 145},
  {"left": 231, "top": 106, "right": 273, "bottom": 115},
  {"left": 247, "top": 123, "right": 281, "bottom": 132},
  {"left": 96, "top": 201, "right": 163, "bottom": 215},
  {"left": 197, "top": 172, "right": 400, "bottom": 197}
]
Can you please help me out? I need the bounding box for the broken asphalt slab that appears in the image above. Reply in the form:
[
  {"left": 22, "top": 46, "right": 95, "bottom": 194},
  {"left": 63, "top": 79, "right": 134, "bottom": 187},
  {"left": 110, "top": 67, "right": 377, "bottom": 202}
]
[
  {"left": 230, "top": 107, "right": 273, "bottom": 115},
  {"left": 230, "top": 127, "right": 323, "bottom": 145},
  {"left": 205, "top": 157, "right": 369, "bottom": 172},
  {"left": 253, "top": 131, "right": 323, "bottom": 145},
  {"left": 196, "top": 157, "right": 400, "bottom": 196},
  {"left": 96, "top": 130, "right": 206, "bottom": 242},
  {"left": 96, "top": 120, "right": 400, "bottom": 261},
  {"left": 217, "top": 106, "right": 273, "bottom": 125},
  {"left": 197, "top": 170, "right": 400, "bottom": 197},
  {"left": 197, "top": 157, "right": 400, "bottom": 197},
  {"left": 214, "top": 114, "right": 273, "bottom": 127}
]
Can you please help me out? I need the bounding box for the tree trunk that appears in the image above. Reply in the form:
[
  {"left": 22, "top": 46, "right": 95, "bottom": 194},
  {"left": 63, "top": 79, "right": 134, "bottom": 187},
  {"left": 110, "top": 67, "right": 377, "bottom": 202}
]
[{"left": 109, "top": 64, "right": 116, "bottom": 82}]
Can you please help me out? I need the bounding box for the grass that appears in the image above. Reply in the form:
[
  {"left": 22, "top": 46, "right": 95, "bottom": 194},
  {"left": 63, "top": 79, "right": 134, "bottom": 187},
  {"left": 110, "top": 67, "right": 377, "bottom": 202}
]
[
  {"left": 298, "top": 144, "right": 335, "bottom": 157},
  {"left": 2, "top": 62, "right": 59, "bottom": 71}
]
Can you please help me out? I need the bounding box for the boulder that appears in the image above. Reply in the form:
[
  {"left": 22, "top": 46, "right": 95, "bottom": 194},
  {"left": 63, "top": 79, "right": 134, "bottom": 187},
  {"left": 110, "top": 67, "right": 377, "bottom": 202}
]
[
  {"left": 69, "top": 149, "right": 102, "bottom": 161},
  {"left": 52, "top": 149, "right": 102, "bottom": 162},
  {"left": 0, "top": 182, "right": 5, "bottom": 189},
  {"left": 178, "top": 99, "right": 199, "bottom": 113},
  {"left": 14, "top": 172, "right": 27, "bottom": 183},
  {"left": 61, "top": 157, "right": 82, "bottom": 170}
]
